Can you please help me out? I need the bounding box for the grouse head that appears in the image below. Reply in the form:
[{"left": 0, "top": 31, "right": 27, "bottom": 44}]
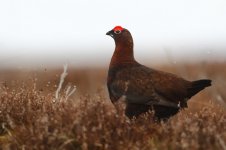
[
  {"left": 106, "top": 26, "right": 133, "bottom": 48},
  {"left": 106, "top": 26, "right": 136, "bottom": 67}
]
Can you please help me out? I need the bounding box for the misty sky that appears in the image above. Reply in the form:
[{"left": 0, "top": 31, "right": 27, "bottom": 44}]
[{"left": 0, "top": 0, "right": 226, "bottom": 68}]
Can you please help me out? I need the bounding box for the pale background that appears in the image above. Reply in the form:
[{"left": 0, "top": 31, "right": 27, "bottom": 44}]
[{"left": 0, "top": 0, "right": 226, "bottom": 68}]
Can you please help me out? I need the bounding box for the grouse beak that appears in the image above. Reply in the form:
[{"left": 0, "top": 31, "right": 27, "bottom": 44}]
[{"left": 106, "top": 30, "right": 114, "bottom": 38}]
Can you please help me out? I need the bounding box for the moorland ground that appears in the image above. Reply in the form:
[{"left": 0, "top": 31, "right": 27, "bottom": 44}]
[{"left": 0, "top": 63, "right": 225, "bottom": 150}]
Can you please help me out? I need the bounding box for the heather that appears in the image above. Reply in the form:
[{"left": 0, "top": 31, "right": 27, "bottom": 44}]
[{"left": 0, "top": 63, "right": 225, "bottom": 150}]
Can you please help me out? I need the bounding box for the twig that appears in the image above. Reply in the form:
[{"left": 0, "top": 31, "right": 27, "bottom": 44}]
[
  {"left": 216, "top": 134, "right": 226, "bottom": 150},
  {"left": 65, "top": 85, "right": 76, "bottom": 101},
  {"left": 54, "top": 64, "right": 68, "bottom": 102}
]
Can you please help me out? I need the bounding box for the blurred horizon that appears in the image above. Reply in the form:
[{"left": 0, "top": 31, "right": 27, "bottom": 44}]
[
  {"left": 0, "top": 0, "right": 226, "bottom": 69},
  {"left": 0, "top": 47, "right": 224, "bottom": 69}
]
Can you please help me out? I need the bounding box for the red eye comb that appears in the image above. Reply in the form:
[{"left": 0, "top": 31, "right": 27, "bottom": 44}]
[{"left": 113, "top": 26, "right": 124, "bottom": 31}]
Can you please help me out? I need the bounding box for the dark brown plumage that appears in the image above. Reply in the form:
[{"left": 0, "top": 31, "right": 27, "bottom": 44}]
[{"left": 106, "top": 26, "right": 212, "bottom": 120}]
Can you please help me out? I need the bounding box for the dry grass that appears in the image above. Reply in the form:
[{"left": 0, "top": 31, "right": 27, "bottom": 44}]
[{"left": 0, "top": 63, "right": 225, "bottom": 150}]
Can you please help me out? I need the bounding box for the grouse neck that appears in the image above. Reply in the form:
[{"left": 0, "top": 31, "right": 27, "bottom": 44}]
[{"left": 110, "top": 42, "right": 136, "bottom": 67}]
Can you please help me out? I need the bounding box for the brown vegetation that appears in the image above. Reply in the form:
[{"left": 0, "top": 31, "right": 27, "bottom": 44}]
[{"left": 0, "top": 63, "right": 225, "bottom": 150}]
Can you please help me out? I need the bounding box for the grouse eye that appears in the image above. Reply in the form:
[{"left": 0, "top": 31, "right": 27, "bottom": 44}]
[{"left": 114, "top": 30, "right": 121, "bottom": 34}]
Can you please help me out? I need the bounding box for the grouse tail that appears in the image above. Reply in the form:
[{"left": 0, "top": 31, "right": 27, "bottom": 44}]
[{"left": 187, "top": 79, "right": 212, "bottom": 98}]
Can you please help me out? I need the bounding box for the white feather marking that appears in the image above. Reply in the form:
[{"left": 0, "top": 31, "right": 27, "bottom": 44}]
[{"left": 124, "top": 81, "right": 130, "bottom": 92}]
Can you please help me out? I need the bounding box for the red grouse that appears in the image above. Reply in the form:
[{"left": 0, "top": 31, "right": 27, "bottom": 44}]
[{"left": 106, "top": 26, "right": 212, "bottom": 120}]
